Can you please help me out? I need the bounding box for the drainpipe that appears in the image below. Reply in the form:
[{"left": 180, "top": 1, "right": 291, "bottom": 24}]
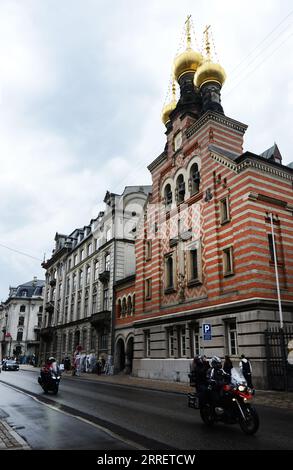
[
  {"left": 269, "top": 213, "right": 283, "bottom": 329},
  {"left": 110, "top": 239, "right": 117, "bottom": 373}
]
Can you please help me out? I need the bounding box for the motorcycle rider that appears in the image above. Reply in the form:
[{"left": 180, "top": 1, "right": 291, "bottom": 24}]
[
  {"left": 190, "top": 355, "right": 209, "bottom": 406},
  {"left": 40, "top": 357, "right": 59, "bottom": 385},
  {"left": 207, "top": 356, "right": 230, "bottom": 406}
]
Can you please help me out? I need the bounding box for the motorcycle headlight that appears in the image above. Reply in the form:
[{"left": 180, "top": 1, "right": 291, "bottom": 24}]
[
  {"left": 57, "top": 376, "right": 60, "bottom": 379},
  {"left": 238, "top": 385, "right": 246, "bottom": 392}
]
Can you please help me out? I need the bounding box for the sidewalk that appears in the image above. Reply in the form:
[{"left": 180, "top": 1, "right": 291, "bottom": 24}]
[
  {"left": 0, "top": 419, "right": 30, "bottom": 450},
  {"left": 20, "top": 365, "right": 293, "bottom": 410}
]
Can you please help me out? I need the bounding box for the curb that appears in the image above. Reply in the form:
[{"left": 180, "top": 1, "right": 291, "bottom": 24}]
[{"left": 0, "top": 419, "right": 30, "bottom": 450}]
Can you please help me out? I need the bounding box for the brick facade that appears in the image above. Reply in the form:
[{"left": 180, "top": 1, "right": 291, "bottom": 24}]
[{"left": 127, "top": 109, "right": 293, "bottom": 388}]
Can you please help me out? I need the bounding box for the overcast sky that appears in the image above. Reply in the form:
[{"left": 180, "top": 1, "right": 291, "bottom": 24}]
[{"left": 0, "top": 0, "right": 292, "bottom": 300}]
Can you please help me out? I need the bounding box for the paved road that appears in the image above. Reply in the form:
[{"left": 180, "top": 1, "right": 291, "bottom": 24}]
[
  {"left": 1, "top": 369, "right": 293, "bottom": 450},
  {"left": 0, "top": 379, "right": 136, "bottom": 450}
]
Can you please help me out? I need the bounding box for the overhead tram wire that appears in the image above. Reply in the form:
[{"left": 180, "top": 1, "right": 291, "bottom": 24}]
[
  {"left": 0, "top": 242, "right": 42, "bottom": 262},
  {"left": 227, "top": 21, "right": 292, "bottom": 86},
  {"left": 223, "top": 29, "right": 293, "bottom": 98},
  {"left": 229, "top": 9, "right": 293, "bottom": 76}
]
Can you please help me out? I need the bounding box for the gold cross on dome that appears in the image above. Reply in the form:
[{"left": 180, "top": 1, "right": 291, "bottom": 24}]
[
  {"left": 203, "top": 25, "right": 211, "bottom": 59},
  {"left": 185, "top": 15, "right": 192, "bottom": 48}
]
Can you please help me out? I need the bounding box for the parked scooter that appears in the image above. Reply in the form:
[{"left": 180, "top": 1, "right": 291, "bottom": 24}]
[{"left": 38, "top": 357, "right": 61, "bottom": 395}]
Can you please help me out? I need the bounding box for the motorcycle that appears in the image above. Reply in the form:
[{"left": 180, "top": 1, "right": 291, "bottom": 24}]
[
  {"left": 38, "top": 363, "right": 61, "bottom": 395},
  {"left": 188, "top": 369, "right": 259, "bottom": 435}
]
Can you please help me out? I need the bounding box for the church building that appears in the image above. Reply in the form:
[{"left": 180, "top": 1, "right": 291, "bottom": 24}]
[{"left": 114, "top": 18, "right": 293, "bottom": 388}]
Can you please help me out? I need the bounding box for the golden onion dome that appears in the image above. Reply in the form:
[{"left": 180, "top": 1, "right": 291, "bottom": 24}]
[
  {"left": 161, "top": 98, "right": 177, "bottom": 126},
  {"left": 173, "top": 48, "right": 203, "bottom": 82},
  {"left": 194, "top": 60, "right": 226, "bottom": 88}
]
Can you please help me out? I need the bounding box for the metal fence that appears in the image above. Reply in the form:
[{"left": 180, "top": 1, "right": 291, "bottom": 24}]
[{"left": 264, "top": 326, "right": 293, "bottom": 391}]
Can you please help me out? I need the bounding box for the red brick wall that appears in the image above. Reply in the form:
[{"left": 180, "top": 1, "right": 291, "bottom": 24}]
[{"left": 134, "top": 112, "right": 293, "bottom": 320}]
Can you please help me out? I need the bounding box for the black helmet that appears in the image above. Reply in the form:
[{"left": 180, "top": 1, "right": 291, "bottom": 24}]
[
  {"left": 211, "top": 356, "right": 222, "bottom": 369},
  {"left": 194, "top": 355, "right": 203, "bottom": 366}
]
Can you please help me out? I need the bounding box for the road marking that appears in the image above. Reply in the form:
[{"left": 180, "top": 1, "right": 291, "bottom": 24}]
[{"left": 0, "top": 381, "right": 145, "bottom": 450}]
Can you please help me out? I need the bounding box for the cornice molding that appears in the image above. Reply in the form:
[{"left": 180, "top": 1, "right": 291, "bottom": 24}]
[
  {"left": 237, "top": 158, "right": 293, "bottom": 181},
  {"left": 210, "top": 151, "right": 293, "bottom": 182},
  {"left": 210, "top": 151, "right": 238, "bottom": 172},
  {"left": 148, "top": 151, "right": 167, "bottom": 172},
  {"left": 186, "top": 111, "right": 248, "bottom": 139}
]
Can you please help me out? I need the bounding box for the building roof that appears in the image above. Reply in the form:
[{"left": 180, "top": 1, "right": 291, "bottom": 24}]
[
  {"left": 260, "top": 143, "right": 282, "bottom": 163},
  {"left": 208, "top": 144, "right": 239, "bottom": 161},
  {"left": 8, "top": 279, "right": 45, "bottom": 300}
]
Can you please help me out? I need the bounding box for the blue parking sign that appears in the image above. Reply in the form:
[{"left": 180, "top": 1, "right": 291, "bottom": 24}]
[{"left": 203, "top": 323, "right": 212, "bottom": 340}]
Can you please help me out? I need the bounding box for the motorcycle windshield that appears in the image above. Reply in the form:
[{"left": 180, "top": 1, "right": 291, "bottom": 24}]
[
  {"left": 231, "top": 367, "right": 247, "bottom": 386},
  {"left": 51, "top": 362, "right": 60, "bottom": 373}
]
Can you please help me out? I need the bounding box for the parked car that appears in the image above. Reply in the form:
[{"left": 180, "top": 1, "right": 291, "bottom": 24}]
[{"left": 2, "top": 360, "right": 19, "bottom": 371}]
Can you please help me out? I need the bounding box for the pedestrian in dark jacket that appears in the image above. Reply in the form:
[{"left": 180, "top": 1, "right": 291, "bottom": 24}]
[
  {"left": 223, "top": 355, "right": 233, "bottom": 378},
  {"left": 190, "top": 355, "right": 209, "bottom": 406},
  {"left": 64, "top": 356, "right": 71, "bottom": 373},
  {"left": 239, "top": 354, "right": 253, "bottom": 388}
]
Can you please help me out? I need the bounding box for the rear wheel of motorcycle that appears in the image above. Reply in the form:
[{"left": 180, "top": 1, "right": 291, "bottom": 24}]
[
  {"left": 200, "top": 405, "right": 215, "bottom": 426},
  {"left": 239, "top": 405, "right": 259, "bottom": 435}
]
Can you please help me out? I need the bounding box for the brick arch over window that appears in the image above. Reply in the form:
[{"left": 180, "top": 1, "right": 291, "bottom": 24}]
[
  {"left": 117, "top": 298, "right": 122, "bottom": 317},
  {"left": 176, "top": 173, "right": 186, "bottom": 204},
  {"left": 161, "top": 177, "right": 175, "bottom": 207},
  {"left": 117, "top": 294, "right": 135, "bottom": 317},
  {"left": 186, "top": 155, "right": 201, "bottom": 197}
]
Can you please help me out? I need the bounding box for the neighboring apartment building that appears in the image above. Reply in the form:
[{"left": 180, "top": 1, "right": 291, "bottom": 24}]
[
  {"left": 115, "top": 21, "right": 293, "bottom": 388},
  {"left": 0, "top": 278, "right": 44, "bottom": 362},
  {"left": 40, "top": 186, "right": 150, "bottom": 366}
]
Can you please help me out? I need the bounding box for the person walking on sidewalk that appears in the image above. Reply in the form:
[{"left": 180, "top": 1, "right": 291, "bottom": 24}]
[
  {"left": 239, "top": 354, "right": 253, "bottom": 388},
  {"left": 64, "top": 356, "right": 71, "bottom": 374},
  {"left": 223, "top": 355, "right": 233, "bottom": 379}
]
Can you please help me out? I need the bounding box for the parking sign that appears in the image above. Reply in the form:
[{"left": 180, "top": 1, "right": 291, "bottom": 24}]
[{"left": 202, "top": 323, "right": 212, "bottom": 340}]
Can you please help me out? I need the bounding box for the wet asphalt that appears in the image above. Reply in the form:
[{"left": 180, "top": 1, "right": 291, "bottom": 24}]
[{"left": 0, "top": 369, "right": 293, "bottom": 450}]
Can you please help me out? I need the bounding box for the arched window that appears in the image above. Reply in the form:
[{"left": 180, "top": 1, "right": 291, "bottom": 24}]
[
  {"left": 92, "top": 285, "right": 97, "bottom": 314},
  {"left": 68, "top": 332, "right": 73, "bottom": 353},
  {"left": 90, "top": 328, "right": 96, "bottom": 350},
  {"left": 127, "top": 296, "right": 132, "bottom": 316},
  {"left": 105, "top": 253, "right": 110, "bottom": 271},
  {"left": 122, "top": 298, "right": 127, "bottom": 316},
  {"left": 62, "top": 333, "right": 67, "bottom": 352},
  {"left": 164, "top": 184, "right": 172, "bottom": 207},
  {"left": 17, "top": 329, "right": 23, "bottom": 342},
  {"left": 82, "top": 329, "right": 87, "bottom": 350},
  {"left": 189, "top": 163, "right": 200, "bottom": 195},
  {"left": 20, "top": 305, "right": 26, "bottom": 313},
  {"left": 176, "top": 174, "right": 185, "bottom": 203},
  {"left": 117, "top": 299, "right": 122, "bottom": 317},
  {"left": 132, "top": 294, "right": 135, "bottom": 315}
]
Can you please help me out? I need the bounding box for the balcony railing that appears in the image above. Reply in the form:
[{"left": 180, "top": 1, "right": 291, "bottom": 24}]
[
  {"left": 99, "top": 270, "right": 110, "bottom": 283},
  {"left": 45, "top": 302, "right": 54, "bottom": 313},
  {"left": 90, "top": 310, "right": 111, "bottom": 327}
]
